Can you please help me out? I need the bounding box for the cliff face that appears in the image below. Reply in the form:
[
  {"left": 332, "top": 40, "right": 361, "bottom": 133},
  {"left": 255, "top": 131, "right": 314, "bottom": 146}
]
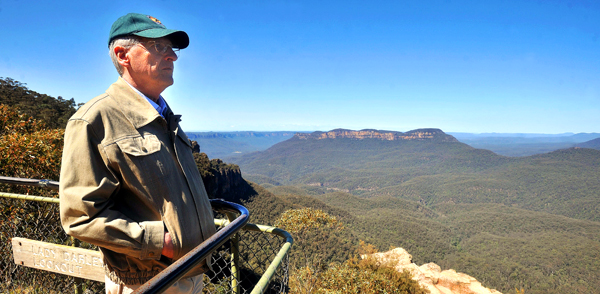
[
  {"left": 295, "top": 128, "right": 458, "bottom": 142},
  {"left": 365, "top": 248, "right": 502, "bottom": 294},
  {"left": 192, "top": 141, "right": 257, "bottom": 203},
  {"left": 202, "top": 159, "right": 247, "bottom": 199}
]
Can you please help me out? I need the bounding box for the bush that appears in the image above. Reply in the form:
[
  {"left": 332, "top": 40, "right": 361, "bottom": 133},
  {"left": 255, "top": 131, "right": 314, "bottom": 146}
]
[{"left": 0, "top": 104, "right": 63, "bottom": 196}]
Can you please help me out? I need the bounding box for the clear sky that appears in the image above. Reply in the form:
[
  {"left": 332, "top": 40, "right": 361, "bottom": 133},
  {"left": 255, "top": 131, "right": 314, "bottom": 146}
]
[{"left": 1, "top": 0, "right": 599, "bottom": 133}]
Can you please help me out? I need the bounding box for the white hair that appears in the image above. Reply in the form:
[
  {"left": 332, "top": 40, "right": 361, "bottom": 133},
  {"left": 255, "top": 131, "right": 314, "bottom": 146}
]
[{"left": 109, "top": 36, "right": 142, "bottom": 76}]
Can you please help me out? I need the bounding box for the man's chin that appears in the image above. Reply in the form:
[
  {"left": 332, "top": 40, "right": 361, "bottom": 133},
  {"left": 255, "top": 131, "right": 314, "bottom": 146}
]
[{"left": 160, "top": 78, "right": 175, "bottom": 88}]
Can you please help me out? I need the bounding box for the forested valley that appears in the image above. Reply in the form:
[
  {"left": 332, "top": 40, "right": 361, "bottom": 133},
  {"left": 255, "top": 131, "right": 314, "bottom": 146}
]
[{"left": 228, "top": 130, "right": 600, "bottom": 294}]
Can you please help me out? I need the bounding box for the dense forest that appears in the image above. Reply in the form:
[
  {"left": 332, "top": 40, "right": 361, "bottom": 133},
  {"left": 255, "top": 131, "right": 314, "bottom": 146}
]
[
  {"left": 0, "top": 77, "right": 79, "bottom": 129},
  {"left": 230, "top": 131, "right": 600, "bottom": 294}
]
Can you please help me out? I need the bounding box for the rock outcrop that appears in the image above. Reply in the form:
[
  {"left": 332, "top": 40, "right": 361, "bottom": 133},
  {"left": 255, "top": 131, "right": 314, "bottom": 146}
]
[
  {"left": 191, "top": 141, "right": 257, "bottom": 203},
  {"left": 295, "top": 128, "right": 458, "bottom": 142},
  {"left": 365, "top": 248, "right": 502, "bottom": 294}
]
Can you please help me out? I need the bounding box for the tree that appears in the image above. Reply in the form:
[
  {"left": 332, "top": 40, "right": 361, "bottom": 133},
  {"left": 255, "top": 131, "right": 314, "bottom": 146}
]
[{"left": 0, "top": 77, "right": 78, "bottom": 129}]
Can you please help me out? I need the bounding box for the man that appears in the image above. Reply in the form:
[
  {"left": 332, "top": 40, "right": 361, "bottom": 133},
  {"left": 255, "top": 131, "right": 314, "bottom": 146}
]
[{"left": 59, "top": 13, "right": 216, "bottom": 294}]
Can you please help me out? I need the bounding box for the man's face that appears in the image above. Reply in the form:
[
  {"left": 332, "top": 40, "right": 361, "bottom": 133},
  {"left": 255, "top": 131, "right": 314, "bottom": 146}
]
[{"left": 127, "top": 37, "right": 178, "bottom": 95}]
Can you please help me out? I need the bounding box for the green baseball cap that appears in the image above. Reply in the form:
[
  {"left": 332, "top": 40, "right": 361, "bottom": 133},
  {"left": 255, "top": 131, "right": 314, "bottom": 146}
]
[{"left": 108, "top": 13, "right": 189, "bottom": 49}]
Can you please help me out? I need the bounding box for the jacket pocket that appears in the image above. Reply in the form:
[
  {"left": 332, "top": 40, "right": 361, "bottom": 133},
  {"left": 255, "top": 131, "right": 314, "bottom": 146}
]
[{"left": 116, "top": 135, "right": 161, "bottom": 156}]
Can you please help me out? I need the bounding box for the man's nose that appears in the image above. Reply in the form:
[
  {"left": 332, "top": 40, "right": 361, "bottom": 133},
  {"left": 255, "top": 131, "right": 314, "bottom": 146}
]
[{"left": 165, "top": 48, "right": 178, "bottom": 61}]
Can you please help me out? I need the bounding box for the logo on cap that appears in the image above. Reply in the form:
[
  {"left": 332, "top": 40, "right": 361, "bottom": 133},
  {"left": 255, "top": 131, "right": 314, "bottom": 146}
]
[{"left": 147, "top": 15, "right": 165, "bottom": 27}]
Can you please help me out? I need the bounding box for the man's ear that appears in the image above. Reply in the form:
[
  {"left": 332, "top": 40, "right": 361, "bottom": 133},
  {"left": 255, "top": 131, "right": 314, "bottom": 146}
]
[{"left": 114, "top": 46, "right": 130, "bottom": 68}]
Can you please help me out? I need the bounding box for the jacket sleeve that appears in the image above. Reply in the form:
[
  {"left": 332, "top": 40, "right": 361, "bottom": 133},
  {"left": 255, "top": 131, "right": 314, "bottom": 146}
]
[{"left": 59, "top": 118, "right": 164, "bottom": 260}]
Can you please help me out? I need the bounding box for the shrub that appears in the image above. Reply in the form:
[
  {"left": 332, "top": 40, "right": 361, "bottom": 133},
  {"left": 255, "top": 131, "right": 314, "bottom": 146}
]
[{"left": 0, "top": 104, "right": 63, "bottom": 196}]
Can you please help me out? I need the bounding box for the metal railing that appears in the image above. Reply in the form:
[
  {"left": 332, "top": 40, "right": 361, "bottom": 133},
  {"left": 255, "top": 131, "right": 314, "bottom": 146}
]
[
  {"left": 0, "top": 176, "right": 292, "bottom": 294},
  {"left": 135, "top": 200, "right": 250, "bottom": 293},
  {"left": 0, "top": 176, "right": 60, "bottom": 190}
]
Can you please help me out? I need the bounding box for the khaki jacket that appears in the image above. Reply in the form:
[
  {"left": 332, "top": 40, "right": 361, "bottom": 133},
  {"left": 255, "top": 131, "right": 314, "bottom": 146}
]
[{"left": 59, "top": 78, "right": 216, "bottom": 285}]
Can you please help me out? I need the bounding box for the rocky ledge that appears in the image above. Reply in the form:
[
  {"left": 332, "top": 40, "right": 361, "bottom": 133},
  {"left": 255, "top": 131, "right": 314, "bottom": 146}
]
[
  {"left": 365, "top": 248, "right": 502, "bottom": 294},
  {"left": 295, "top": 128, "right": 458, "bottom": 142}
]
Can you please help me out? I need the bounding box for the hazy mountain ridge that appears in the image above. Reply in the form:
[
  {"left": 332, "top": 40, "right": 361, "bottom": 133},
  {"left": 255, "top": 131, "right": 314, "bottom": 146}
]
[
  {"left": 296, "top": 128, "right": 458, "bottom": 142},
  {"left": 187, "top": 129, "right": 600, "bottom": 160},
  {"left": 450, "top": 132, "right": 600, "bottom": 140},
  {"left": 188, "top": 131, "right": 298, "bottom": 139},
  {"left": 451, "top": 132, "right": 600, "bottom": 157},
  {"left": 576, "top": 137, "right": 600, "bottom": 150},
  {"left": 187, "top": 131, "right": 298, "bottom": 159}
]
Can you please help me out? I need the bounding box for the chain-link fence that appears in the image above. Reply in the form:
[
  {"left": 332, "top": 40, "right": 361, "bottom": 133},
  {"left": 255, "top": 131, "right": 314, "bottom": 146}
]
[{"left": 0, "top": 191, "right": 291, "bottom": 294}]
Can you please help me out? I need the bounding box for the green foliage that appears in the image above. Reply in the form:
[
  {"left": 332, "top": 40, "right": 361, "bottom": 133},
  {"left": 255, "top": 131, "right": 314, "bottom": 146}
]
[
  {"left": 275, "top": 208, "right": 343, "bottom": 234},
  {"left": 292, "top": 261, "right": 428, "bottom": 294},
  {"left": 274, "top": 206, "right": 353, "bottom": 265},
  {"left": 274, "top": 208, "right": 346, "bottom": 293},
  {"left": 0, "top": 77, "right": 78, "bottom": 129},
  {"left": 272, "top": 207, "right": 428, "bottom": 294},
  {"left": 0, "top": 76, "right": 77, "bottom": 194},
  {"left": 290, "top": 241, "right": 429, "bottom": 294}
]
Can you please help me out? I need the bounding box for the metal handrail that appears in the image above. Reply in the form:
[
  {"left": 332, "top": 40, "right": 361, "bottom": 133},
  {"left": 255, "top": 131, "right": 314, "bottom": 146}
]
[
  {"left": 134, "top": 200, "right": 249, "bottom": 294},
  {"left": 211, "top": 221, "right": 294, "bottom": 294},
  {"left": 244, "top": 224, "right": 293, "bottom": 294},
  {"left": 0, "top": 175, "right": 59, "bottom": 190}
]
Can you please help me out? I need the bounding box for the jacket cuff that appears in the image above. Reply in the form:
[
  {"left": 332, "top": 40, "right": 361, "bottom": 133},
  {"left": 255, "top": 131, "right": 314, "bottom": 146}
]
[{"left": 140, "top": 221, "right": 164, "bottom": 260}]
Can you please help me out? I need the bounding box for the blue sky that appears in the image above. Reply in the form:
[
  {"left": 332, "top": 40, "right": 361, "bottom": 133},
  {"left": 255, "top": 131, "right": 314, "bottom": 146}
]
[{"left": 1, "top": 0, "right": 599, "bottom": 133}]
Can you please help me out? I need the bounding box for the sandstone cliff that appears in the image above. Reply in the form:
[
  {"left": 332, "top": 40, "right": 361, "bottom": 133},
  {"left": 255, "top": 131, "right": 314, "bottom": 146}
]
[
  {"left": 295, "top": 128, "right": 458, "bottom": 142},
  {"left": 365, "top": 248, "right": 502, "bottom": 294}
]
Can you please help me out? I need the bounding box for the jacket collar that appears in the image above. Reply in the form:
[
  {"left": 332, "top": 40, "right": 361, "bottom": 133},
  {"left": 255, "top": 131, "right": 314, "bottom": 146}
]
[
  {"left": 106, "top": 77, "right": 162, "bottom": 129},
  {"left": 169, "top": 113, "right": 192, "bottom": 147}
]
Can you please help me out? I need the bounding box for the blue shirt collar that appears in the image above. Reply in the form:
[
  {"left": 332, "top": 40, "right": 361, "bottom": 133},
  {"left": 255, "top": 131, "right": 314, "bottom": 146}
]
[
  {"left": 145, "top": 94, "right": 168, "bottom": 118},
  {"left": 123, "top": 79, "right": 168, "bottom": 118}
]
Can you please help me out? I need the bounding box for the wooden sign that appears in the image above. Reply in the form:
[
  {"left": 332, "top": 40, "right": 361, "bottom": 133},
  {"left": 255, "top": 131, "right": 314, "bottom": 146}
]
[{"left": 12, "top": 237, "right": 105, "bottom": 282}]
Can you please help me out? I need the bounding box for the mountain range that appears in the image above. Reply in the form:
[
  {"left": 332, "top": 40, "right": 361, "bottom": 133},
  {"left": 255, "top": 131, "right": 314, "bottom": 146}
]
[
  {"left": 450, "top": 132, "right": 600, "bottom": 156},
  {"left": 577, "top": 137, "right": 600, "bottom": 150},
  {"left": 190, "top": 129, "right": 600, "bottom": 159}
]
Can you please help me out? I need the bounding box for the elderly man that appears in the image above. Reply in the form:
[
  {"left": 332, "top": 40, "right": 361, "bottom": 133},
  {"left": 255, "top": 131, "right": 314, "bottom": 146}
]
[{"left": 59, "top": 13, "right": 215, "bottom": 294}]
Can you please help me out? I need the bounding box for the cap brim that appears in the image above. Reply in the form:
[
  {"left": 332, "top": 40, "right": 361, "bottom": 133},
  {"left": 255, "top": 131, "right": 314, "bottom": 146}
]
[{"left": 134, "top": 29, "right": 189, "bottom": 49}]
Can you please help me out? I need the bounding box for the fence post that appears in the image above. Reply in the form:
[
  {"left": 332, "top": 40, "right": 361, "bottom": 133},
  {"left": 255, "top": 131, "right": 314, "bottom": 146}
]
[{"left": 226, "top": 212, "right": 240, "bottom": 294}]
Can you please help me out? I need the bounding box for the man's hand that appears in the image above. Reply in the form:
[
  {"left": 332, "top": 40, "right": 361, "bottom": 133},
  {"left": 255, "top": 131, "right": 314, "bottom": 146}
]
[{"left": 162, "top": 232, "right": 174, "bottom": 258}]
